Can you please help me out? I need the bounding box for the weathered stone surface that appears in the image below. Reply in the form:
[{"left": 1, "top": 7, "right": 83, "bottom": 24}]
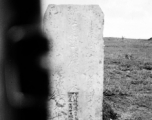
[{"left": 43, "top": 5, "right": 104, "bottom": 120}]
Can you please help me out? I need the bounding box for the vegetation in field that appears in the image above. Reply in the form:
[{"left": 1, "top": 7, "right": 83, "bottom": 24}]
[{"left": 103, "top": 37, "right": 152, "bottom": 120}]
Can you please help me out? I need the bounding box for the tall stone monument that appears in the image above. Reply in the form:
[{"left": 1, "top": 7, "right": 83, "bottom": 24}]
[{"left": 43, "top": 5, "right": 104, "bottom": 120}]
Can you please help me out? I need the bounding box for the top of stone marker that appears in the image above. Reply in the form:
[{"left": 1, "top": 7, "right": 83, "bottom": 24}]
[
  {"left": 45, "top": 4, "right": 103, "bottom": 16},
  {"left": 43, "top": 4, "right": 104, "bottom": 25}
]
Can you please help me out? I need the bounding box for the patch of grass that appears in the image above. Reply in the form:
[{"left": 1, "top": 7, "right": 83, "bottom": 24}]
[{"left": 104, "top": 37, "right": 152, "bottom": 120}]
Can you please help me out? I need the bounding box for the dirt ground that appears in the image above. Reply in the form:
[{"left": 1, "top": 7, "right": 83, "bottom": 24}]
[{"left": 103, "top": 37, "right": 152, "bottom": 120}]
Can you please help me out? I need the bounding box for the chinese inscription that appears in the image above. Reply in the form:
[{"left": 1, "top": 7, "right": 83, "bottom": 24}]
[{"left": 68, "top": 92, "right": 78, "bottom": 120}]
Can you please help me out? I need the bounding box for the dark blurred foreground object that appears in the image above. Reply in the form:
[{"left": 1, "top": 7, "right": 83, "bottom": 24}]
[
  {"left": 1, "top": 0, "right": 50, "bottom": 120},
  {"left": 6, "top": 28, "right": 50, "bottom": 120},
  {"left": 7, "top": 0, "right": 41, "bottom": 25}
]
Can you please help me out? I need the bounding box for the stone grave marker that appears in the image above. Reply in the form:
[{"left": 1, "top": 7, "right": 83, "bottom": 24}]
[{"left": 43, "top": 5, "right": 104, "bottom": 120}]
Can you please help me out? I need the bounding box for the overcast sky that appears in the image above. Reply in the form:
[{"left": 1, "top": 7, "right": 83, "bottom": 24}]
[{"left": 41, "top": 0, "right": 152, "bottom": 39}]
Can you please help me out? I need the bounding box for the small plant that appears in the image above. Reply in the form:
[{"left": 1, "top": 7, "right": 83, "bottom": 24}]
[
  {"left": 143, "top": 62, "right": 152, "bottom": 70},
  {"left": 124, "top": 54, "right": 134, "bottom": 60},
  {"left": 122, "top": 36, "right": 125, "bottom": 40},
  {"left": 103, "top": 99, "right": 120, "bottom": 120}
]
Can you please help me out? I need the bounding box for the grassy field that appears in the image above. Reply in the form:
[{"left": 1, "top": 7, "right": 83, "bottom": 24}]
[{"left": 103, "top": 37, "right": 152, "bottom": 120}]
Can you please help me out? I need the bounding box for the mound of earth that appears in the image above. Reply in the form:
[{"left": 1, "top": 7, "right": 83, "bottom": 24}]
[{"left": 148, "top": 37, "right": 152, "bottom": 41}]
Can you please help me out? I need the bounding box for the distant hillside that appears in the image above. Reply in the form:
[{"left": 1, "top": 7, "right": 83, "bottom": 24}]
[{"left": 103, "top": 37, "right": 147, "bottom": 41}]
